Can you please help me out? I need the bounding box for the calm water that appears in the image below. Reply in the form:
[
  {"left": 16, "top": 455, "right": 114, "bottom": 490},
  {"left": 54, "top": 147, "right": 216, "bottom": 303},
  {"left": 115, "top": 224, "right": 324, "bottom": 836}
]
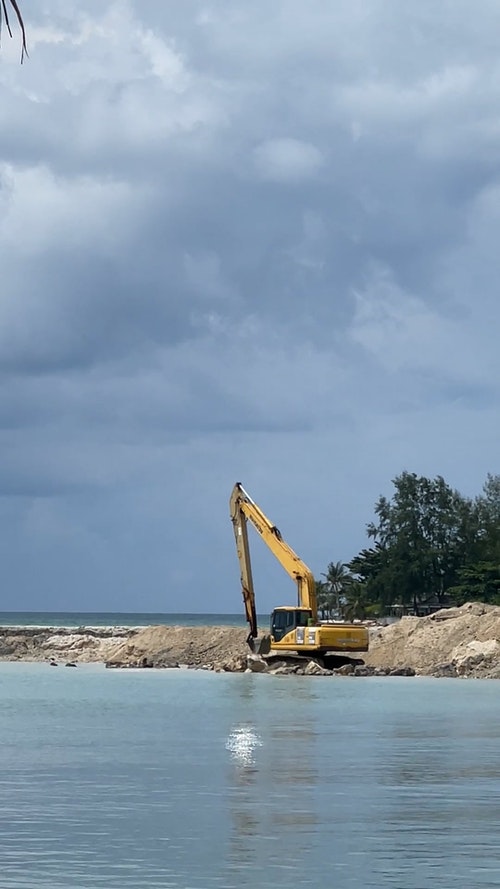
[{"left": 1, "top": 665, "right": 500, "bottom": 889}]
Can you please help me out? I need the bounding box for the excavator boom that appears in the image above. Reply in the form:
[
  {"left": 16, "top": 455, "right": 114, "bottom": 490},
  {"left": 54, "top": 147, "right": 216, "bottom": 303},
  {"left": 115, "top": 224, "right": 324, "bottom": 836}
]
[{"left": 230, "top": 482, "right": 316, "bottom": 615}]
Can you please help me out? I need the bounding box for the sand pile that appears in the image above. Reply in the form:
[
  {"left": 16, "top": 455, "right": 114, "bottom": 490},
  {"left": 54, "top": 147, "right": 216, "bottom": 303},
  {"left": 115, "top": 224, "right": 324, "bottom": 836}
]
[
  {"left": 366, "top": 602, "right": 500, "bottom": 677},
  {"left": 105, "top": 625, "right": 249, "bottom": 670}
]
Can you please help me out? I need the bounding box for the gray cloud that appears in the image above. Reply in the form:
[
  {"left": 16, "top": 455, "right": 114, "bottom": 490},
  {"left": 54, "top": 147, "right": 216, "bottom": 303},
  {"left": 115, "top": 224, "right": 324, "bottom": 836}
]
[{"left": 1, "top": 0, "right": 499, "bottom": 611}]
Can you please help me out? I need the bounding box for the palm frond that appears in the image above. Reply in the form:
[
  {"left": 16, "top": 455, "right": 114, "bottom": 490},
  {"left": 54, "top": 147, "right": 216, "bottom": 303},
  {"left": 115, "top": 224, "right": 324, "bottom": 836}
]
[{"left": 0, "top": 0, "right": 28, "bottom": 62}]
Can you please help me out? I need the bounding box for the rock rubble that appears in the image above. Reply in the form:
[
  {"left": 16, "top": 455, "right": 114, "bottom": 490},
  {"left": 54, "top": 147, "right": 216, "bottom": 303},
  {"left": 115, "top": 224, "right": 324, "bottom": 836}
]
[{"left": 0, "top": 626, "right": 137, "bottom": 663}]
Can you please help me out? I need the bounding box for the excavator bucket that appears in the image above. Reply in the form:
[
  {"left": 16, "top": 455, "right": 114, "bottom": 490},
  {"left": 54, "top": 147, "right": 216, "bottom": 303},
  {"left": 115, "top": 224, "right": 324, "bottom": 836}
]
[{"left": 247, "top": 634, "right": 271, "bottom": 656}]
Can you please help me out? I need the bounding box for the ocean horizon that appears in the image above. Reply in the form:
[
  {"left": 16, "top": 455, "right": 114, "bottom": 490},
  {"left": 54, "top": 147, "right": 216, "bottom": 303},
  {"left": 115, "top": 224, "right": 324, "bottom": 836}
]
[{"left": 0, "top": 611, "right": 267, "bottom": 629}]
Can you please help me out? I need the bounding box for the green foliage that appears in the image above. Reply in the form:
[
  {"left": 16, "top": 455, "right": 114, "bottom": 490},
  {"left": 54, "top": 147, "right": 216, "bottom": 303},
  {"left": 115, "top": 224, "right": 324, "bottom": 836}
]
[
  {"left": 315, "top": 562, "right": 359, "bottom": 619},
  {"left": 326, "top": 471, "right": 500, "bottom": 616},
  {"left": 448, "top": 562, "right": 500, "bottom": 605},
  {"left": 315, "top": 580, "right": 334, "bottom": 619},
  {"left": 321, "top": 561, "right": 352, "bottom": 617}
]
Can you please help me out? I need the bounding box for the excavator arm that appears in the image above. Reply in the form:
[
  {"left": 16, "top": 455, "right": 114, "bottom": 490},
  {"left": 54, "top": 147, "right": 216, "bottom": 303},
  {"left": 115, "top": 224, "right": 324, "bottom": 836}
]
[{"left": 230, "top": 482, "right": 317, "bottom": 643}]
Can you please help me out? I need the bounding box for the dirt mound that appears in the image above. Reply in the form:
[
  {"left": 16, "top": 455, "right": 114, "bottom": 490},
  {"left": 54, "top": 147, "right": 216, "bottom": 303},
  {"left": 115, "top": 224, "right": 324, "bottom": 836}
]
[
  {"left": 105, "top": 625, "right": 249, "bottom": 670},
  {"left": 365, "top": 602, "right": 500, "bottom": 677},
  {"left": 0, "top": 626, "right": 135, "bottom": 663}
]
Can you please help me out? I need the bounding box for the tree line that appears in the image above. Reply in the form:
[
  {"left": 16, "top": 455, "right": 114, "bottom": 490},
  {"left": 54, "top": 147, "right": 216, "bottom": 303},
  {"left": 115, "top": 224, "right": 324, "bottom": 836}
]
[{"left": 316, "top": 471, "right": 500, "bottom": 619}]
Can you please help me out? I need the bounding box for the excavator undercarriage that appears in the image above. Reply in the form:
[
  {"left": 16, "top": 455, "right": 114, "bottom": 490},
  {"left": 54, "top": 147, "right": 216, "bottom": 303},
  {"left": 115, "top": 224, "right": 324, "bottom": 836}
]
[{"left": 248, "top": 633, "right": 365, "bottom": 670}]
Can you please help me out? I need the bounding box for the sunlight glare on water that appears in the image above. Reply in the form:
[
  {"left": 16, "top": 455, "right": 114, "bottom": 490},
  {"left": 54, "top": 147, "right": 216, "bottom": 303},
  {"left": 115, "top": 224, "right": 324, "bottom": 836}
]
[
  {"left": 225, "top": 726, "right": 263, "bottom": 765},
  {"left": 1, "top": 663, "right": 500, "bottom": 888}
]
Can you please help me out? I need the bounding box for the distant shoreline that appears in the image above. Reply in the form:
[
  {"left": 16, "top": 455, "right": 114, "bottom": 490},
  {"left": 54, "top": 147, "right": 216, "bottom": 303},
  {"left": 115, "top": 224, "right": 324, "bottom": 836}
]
[
  {"left": 2, "top": 603, "right": 500, "bottom": 679},
  {"left": 0, "top": 612, "right": 253, "bottom": 629}
]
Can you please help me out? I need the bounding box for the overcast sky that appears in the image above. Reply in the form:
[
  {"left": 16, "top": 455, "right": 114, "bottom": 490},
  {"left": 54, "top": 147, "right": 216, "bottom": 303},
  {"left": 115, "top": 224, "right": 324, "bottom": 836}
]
[{"left": 1, "top": 0, "right": 499, "bottom": 614}]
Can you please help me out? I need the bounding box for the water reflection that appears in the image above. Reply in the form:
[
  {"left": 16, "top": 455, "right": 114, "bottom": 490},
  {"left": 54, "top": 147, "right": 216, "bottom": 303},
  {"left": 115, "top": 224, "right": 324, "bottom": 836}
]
[
  {"left": 225, "top": 726, "right": 263, "bottom": 768},
  {"left": 224, "top": 677, "right": 320, "bottom": 883}
]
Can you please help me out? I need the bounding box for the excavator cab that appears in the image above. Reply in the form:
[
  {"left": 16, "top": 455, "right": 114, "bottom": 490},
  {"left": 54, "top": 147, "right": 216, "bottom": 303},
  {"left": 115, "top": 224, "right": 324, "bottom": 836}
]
[{"left": 271, "top": 607, "right": 313, "bottom": 642}]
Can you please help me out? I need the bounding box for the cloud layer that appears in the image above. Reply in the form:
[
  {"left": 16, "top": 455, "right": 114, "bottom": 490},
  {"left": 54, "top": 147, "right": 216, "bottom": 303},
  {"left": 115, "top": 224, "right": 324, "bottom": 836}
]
[{"left": 1, "top": 0, "right": 499, "bottom": 611}]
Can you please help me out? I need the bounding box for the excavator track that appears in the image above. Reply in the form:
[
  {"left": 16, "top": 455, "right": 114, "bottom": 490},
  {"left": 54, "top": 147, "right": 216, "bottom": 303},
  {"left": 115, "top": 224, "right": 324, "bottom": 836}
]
[{"left": 261, "top": 650, "right": 365, "bottom": 671}]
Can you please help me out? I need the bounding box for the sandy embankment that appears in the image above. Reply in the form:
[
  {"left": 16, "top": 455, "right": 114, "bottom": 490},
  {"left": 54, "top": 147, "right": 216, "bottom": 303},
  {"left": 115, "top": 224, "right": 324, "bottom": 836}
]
[
  {"left": 364, "top": 601, "right": 500, "bottom": 678},
  {"left": 0, "top": 626, "right": 137, "bottom": 664},
  {"left": 0, "top": 625, "right": 249, "bottom": 670},
  {"left": 2, "top": 602, "right": 500, "bottom": 677}
]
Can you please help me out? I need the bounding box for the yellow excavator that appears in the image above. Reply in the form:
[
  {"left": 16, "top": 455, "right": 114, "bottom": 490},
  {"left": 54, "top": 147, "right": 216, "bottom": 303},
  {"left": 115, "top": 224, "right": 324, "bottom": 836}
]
[{"left": 229, "top": 482, "right": 369, "bottom": 667}]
